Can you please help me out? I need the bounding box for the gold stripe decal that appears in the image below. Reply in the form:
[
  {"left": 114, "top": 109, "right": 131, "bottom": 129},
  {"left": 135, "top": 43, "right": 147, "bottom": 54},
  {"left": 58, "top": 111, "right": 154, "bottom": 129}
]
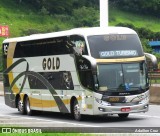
[
  {"left": 6, "top": 42, "right": 19, "bottom": 95},
  {"left": 30, "top": 97, "right": 70, "bottom": 108},
  {"left": 4, "top": 58, "right": 70, "bottom": 113},
  {"left": 96, "top": 56, "right": 145, "bottom": 63}
]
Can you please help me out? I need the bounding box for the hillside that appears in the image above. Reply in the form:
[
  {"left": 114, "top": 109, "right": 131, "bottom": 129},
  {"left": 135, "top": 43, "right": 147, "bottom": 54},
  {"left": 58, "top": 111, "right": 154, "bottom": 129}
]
[
  {"left": 109, "top": 7, "right": 160, "bottom": 32},
  {"left": 0, "top": 0, "right": 73, "bottom": 44},
  {"left": 1, "top": 1, "right": 160, "bottom": 39}
]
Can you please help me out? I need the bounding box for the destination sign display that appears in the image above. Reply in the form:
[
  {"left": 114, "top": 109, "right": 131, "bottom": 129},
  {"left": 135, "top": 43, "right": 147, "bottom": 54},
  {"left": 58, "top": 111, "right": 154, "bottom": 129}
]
[
  {"left": 99, "top": 50, "right": 138, "bottom": 58},
  {"left": 103, "top": 35, "right": 127, "bottom": 41}
]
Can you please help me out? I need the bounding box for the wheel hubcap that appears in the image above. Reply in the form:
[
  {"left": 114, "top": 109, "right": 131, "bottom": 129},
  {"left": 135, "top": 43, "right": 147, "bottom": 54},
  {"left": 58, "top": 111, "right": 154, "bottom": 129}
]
[
  {"left": 74, "top": 104, "right": 80, "bottom": 119},
  {"left": 18, "top": 100, "right": 23, "bottom": 111}
]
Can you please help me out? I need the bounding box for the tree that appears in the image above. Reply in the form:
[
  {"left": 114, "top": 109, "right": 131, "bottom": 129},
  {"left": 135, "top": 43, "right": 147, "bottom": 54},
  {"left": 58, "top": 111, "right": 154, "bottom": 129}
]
[
  {"left": 72, "top": 6, "right": 99, "bottom": 27},
  {"left": 22, "top": 0, "right": 99, "bottom": 15},
  {"left": 110, "top": 0, "right": 160, "bottom": 17}
]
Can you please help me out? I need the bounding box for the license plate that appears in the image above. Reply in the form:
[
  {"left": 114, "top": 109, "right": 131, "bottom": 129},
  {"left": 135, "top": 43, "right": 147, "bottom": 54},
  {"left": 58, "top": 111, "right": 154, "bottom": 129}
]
[{"left": 121, "top": 107, "right": 131, "bottom": 112}]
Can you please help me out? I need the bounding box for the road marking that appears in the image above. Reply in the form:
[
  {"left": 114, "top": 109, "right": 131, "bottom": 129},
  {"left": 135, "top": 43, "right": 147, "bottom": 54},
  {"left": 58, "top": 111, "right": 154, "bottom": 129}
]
[
  {"left": 0, "top": 114, "right": 101, "bottom": 127},
  {"left": 131, "top": 114, "right": 160, "bottom": 119}
]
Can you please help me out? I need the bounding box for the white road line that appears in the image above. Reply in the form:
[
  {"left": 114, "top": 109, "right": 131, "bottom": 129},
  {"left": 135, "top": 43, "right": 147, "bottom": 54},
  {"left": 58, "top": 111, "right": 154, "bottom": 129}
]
[
  {"left": 131, "top": 114, "right": 160, "bottom": 119},
  {"left": 0, "top": 115, "right": 101, "bottom": 127}
]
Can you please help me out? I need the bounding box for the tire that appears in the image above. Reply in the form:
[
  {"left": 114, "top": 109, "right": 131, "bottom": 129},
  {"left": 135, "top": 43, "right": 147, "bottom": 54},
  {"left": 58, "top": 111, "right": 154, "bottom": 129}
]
[
  {"left": 118, "top": 113, "right": 129, "bottom": 118},
  {"left": 25, "top": 96, "right": 34, "bottom": 116},
  {"left": 73, "top": 99, "right": 83, "bottom": 121},
  {"left": 17, "top": 97, "right": 26, "bottom": 115}
]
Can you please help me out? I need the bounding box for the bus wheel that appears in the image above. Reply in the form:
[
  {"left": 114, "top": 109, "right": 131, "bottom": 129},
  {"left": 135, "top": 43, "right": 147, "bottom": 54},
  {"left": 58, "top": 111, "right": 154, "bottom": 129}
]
[
  {"left": 25, "top": 97, "right": 34, "bottom": 116},
  {"left": 73, "top": 99, "right": 82, "bottom": 121},
  {"left": 17, "top": 97, "right": 26, "bottom": 115},
  {"left": 118, "top": 113, "right": 129, "bottom": 118}
]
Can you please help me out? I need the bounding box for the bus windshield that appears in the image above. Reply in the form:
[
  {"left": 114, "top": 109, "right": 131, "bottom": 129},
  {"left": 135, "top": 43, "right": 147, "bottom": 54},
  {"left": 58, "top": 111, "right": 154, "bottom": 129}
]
[
  {"left": 87, "top": 34, "right": 144, "bottom": 59},
  {"left": 97, "top": 62, "right": 148, "bottom": 92}
]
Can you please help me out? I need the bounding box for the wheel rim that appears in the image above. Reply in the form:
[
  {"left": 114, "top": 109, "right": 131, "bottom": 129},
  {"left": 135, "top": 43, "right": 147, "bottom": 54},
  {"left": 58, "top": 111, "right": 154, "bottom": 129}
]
[
  {"left": 74, "top": 103, "right": 80, "bottom": 120},
  {"left": 18, "top": 99, "right": 23, "bottom": 112}
]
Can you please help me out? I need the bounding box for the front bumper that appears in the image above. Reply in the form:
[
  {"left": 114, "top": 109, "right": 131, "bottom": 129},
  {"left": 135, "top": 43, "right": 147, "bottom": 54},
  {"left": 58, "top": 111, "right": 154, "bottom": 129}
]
[
  {"left": 93, "top": 91, "right": 149, "bottom": 115},
  {"left": 94, "top": 102, "right": 149, "bottom": 115}
]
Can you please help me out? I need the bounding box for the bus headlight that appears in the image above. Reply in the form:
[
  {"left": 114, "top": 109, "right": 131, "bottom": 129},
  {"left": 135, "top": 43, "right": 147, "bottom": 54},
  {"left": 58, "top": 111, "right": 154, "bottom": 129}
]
[{"left": 95, "top": 98, "right": 111, "bottom": 106}]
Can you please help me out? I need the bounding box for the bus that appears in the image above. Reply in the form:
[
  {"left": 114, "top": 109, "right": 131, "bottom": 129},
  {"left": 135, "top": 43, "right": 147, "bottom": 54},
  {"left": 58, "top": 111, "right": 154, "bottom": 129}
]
[{"left": 2, "top": 27, "right": 157, "bottom": 121}]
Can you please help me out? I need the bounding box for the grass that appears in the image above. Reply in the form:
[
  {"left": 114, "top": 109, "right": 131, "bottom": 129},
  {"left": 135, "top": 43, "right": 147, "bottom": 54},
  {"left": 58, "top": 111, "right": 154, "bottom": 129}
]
[
  {"left": 150, "top": 79, "right": 160, "bottom": 84},
  {"left": 109, "top": 7, "right": 160, "bottom": 32},
  {"left": 0, "top": 0, "right": 73, "bottom": 41},
  {"left": 1, "top": 1, "right": 160, "bottom": 39},
  {"left": 0, "top": 133, "right": 90, "bottom": 136},
  {"left": 0, "top": 2, "right": 160, "bottom": 42}
]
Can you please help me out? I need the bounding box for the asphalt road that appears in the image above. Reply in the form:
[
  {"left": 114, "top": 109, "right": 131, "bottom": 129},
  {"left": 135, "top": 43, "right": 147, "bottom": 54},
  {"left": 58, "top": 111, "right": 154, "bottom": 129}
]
[{"left": 0, "top": 96, "right": 160, "bottom": 133}]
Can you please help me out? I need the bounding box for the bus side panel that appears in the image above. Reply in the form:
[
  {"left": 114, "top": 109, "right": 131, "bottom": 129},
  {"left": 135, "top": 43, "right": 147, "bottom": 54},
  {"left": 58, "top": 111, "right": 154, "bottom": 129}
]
[{"left": 3, "top": 42, "right": 17, "bottom": 108}]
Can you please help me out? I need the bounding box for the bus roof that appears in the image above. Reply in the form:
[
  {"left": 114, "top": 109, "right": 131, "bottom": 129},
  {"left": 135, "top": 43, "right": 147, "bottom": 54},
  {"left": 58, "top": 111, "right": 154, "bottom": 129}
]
[{"left": 3, "top": 27, "right": 137, "bottom": 43}]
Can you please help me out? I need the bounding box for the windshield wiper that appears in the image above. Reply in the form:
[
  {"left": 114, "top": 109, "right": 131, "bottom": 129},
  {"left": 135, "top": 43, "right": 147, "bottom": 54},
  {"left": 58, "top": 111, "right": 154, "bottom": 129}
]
[{"left": 128, "top": 87, "right": 141, "bottom": 89}]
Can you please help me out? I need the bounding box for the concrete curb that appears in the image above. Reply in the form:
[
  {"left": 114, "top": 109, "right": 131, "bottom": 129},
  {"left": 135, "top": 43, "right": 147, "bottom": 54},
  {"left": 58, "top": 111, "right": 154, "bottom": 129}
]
[
  {"left": 150, "top": 86, "right": 160, "bottom": 104},
  {"left": 0, "top": 82, "right": 159, "bottom": 104},
  {"left": 0, "top": 82, "right": 4, "bottom": 96}
]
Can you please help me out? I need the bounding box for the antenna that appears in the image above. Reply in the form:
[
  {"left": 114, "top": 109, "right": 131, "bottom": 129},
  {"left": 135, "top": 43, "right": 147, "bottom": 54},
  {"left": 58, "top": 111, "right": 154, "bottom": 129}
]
[{"left": 100, "top": 0, "right": 108, "bottom": 27}]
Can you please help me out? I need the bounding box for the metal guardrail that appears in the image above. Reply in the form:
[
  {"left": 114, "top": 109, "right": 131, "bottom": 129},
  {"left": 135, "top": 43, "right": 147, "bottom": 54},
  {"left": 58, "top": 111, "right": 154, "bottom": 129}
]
[
  {"left": 0, "top": 73, "right": 3, "bottom": 81},
  {"left": 148, "top": 70, "right": 160, "bottom": 83}
]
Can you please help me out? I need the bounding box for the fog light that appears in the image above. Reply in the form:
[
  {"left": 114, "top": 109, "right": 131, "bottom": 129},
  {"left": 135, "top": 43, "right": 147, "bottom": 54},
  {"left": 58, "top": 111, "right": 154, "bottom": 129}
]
[
  {"left": 98, "top": 107, "right": 105, "bottom": 112},
  {"left": 144, "top": 104, "right": 148, "bottom": 109}
]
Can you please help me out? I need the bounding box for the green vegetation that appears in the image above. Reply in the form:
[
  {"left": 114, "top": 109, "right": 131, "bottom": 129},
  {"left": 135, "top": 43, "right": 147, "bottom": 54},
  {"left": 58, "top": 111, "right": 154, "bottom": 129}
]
[
  {"left": 151, "top": 79, "right": 160, "bottom": 84},
  {"left": 109, "top": 7, "right": 160, "bottom": 32},
  {"left": 0, "top": 133, "right": 90, "bottom": 136},
  {"left": 0, "top": 0, "right": 100, "bottom": 44},
  {"left": 112, "top": 0, "right": 160, "bottom": 18},
  {"left": 0, "top": 0, "right": 74, "bottom": 44}
]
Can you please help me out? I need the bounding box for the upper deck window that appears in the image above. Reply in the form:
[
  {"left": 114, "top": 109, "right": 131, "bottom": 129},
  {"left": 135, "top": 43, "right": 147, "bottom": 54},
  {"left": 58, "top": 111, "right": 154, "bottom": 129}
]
[
  {"left": 14, "top": 36, "right": 71, "bottom": 58},
  {"left": 87, "top": 34, "right": 144, "bottom": 59},
  {"left": 69, "top": 35, "right": 88, "bottom": 55}
]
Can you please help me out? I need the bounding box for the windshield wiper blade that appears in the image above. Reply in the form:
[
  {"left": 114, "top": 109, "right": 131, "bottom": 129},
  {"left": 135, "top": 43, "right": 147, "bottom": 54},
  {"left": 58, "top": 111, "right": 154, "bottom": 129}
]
[{"left": 128, "top": 87, "right": 140, "bottom": 89}]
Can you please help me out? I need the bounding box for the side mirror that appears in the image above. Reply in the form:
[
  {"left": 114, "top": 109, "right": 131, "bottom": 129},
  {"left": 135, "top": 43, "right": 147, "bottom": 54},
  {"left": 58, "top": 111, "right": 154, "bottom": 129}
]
[
  {"left": 144, "top": 53, "right": 158, "bottom": 71},
  {"left": 82, "top": 55, "right": 98, "bottom": 89},
  {"left": 82, "top": 55, "right": 97, "bottom": 75}
]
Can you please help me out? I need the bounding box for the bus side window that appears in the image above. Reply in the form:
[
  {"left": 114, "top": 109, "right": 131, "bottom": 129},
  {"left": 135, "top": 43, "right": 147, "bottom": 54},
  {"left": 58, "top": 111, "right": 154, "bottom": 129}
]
[
  {"left": 62, "top": 72, "right": 74, "bottom": 90},
  {"left": 42, "top": 71, "right": 74, "bottom": 90},
  {"left": 79, "top": 70, "right": 94, "bottom": 90}
]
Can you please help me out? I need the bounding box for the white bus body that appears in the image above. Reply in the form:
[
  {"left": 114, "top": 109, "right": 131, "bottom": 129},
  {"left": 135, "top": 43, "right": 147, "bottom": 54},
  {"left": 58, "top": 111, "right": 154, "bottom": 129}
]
[{"left": 2, "top": 27, "right": 153, "bottom": 120}]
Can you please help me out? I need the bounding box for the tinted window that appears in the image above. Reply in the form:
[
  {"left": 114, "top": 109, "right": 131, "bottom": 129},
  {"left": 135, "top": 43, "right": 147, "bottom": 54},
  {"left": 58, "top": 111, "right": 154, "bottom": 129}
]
[
  {"left": 69, "top": 35, "right": 88, "bottom": 55},
  {"left": 97, "top": 62, "right": 148, "bottom": 92},
  {"left": 14, "top": 37, "right": 71, "bottom": 58},
  {"left": 76, "top": 57, "right": 94, "bottom": 90},
  {"left": 28, "top": 71, "right": 74, "bottom": 90},
  {"left": 88, "top": 34, "right": 144, "bottom": 59}
]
